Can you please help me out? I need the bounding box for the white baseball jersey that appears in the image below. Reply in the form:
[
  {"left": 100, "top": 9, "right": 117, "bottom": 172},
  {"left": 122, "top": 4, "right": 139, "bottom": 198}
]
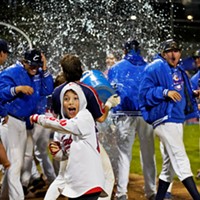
[{"left": 36, "top": 83, "right": 106, "bottom": 198}]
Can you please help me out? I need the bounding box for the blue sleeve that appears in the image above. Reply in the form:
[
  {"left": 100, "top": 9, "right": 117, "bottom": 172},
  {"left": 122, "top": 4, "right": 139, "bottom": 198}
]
[
  {"left": 190, "top": 72, "right": 199, "bottom": 90},
  {"left": 0, "top": 70, "right": 17, "bottom": 102},
  {"left": 107, "top": 67, "right": 113, "bottom": 82},
  {"left": 39, "top": 70, "right": 54, "bottom": 96},
  {"left": 0, "top": 102, "right": 7, "bottom": 117},
  {"left": 139, "top": 65, "right": 166, "bottom": 108}
]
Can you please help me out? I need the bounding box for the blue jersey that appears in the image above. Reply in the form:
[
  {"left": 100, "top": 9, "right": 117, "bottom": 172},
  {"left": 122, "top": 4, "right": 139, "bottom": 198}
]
[
  {"left": 0, "top": 61, "right": 54, "bottom": 119},
  {"left": 0, "top": 100, "right": 7, "bottom": 118},
  {"left": 166, "top": 67, "right": 186, "bottom": 123},
  {"left": 0, "top": 68, "right": 7, "bottom": 118},
  {"left": 34, "top": 95, "right": 49, "bottom": 114},
  {"left": 139, "top": 54, "right": 199, "bottom": 128},
  {"left": 107, "top": 52, "right": 147, "bottom": 113},
  {"left": 52, "top": 81, "right": 104, "bottom": 120},
  {"left": 190, "top": 70, "right": 200, "bottom": 90}
]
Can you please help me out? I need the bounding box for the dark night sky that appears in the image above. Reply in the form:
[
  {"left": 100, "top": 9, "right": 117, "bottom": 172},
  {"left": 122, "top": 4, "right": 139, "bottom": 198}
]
[{"left": 0, "top": 0, "right": 200, "bottom": 74}]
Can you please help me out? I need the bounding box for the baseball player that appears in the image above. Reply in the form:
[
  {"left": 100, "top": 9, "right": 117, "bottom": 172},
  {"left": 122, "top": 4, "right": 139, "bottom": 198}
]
[
  {"left": 0, "top": 49, "right": 54, "bottom": 200},
  {"left": 104, "top": 50, "right": 122, "bottom": 78},
  {"left": 190, "top": 49, "right": 200, "bottom": 180},
  {"left": 190, "top": 49, "right": 200, "bottom": 95},
  {"left": 0, "top": 38, "right": 10, "bottom": 169},
  {"left": 21, "top": 95, "right": 56, "bottom": 197},
  {"left": 30, "top": 82, "right": 107, "bottom": 200},
  {"left": 51, "top": 54, "right": 120, "bottom": 200},
  {"left": 139, "top": 39, "right": 200, "bottom": 200},
  {"left": 107, "top": 39, "right": 156, "bottom": 200}
]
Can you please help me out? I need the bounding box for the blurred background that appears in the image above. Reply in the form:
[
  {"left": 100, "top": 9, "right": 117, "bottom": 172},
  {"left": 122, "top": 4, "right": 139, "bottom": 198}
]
[{"left": 0, "top": 0, "right": 200, "bottom": 77}]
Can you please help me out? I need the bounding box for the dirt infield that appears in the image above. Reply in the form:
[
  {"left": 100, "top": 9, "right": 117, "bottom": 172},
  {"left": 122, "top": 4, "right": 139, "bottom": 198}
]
[
  {"left": 22, "top": 173, "right": 200, "bottom": 200},
  {"left": 127, "top": 174, "right": 197, "bottom": 200}
]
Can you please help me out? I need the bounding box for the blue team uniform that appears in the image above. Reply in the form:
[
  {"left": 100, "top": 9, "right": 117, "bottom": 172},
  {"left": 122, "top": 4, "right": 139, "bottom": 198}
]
[
  {"left": 0, "top": 60, "right": 54, "bottom": 200},
  {"left": 106, "top": 50, "right": 157, "bottom": 199},
  {"left": 107, "top": 51, "right": 146, "bottom": 113},
  {"left": 190, "top": 70, "right": 200, "bottom": 90},
  {"left": 0, "top": 100, "right": 7, "bottom": 118},
  {"left": 139, "top": 54, "right": 199, "bottom": 128},
  {"left": 0, "top": 61, "right": 54, "bottom": 120}
]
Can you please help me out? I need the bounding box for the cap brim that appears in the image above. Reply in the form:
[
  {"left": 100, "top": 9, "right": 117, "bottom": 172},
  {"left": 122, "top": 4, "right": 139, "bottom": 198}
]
[
  {"left": 0, "top": 49, "right": 11, "bottom": 54},
  {"left": 30, "top": 61, "right": 43, "bottom": 67},
  {"left": 163, "top": 48, "right": 181, "bottom": 52}
]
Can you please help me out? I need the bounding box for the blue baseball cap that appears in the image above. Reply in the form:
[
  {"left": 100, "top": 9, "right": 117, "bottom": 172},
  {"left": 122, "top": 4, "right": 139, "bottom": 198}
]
[
  {"left": 0, "top": 39, "right": 10, "bottom": 53},
  {"left": 124, "top": 39, "right": 140, "bottom": 52},
  {"left": 24, "top": 49, "right": 43, "bottom": 67}
]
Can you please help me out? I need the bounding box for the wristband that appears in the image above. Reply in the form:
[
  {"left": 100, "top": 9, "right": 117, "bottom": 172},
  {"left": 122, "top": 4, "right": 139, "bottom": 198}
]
[
  {"left": 163, "top": 89, "right": 169, "bottom": 97},
  {"left": 105, "top": 101, "right": 112, "bottom": 109}
]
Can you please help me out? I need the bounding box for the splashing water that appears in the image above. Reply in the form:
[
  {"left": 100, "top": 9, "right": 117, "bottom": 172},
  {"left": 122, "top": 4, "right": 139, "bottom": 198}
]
[
  {"left": 0, "top": 1, "right": 169, "bottom": 172},
  {"left": 0, "top": 0, "right": 170, "bottom": 76},
  {"left": 2, "top": 0, "right": 199, "bottom": 181}
]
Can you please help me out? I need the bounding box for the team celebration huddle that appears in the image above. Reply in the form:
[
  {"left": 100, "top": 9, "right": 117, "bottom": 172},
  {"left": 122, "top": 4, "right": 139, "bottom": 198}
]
[{"left": 0, "top": 36, "right": 200, "bottom": 200}]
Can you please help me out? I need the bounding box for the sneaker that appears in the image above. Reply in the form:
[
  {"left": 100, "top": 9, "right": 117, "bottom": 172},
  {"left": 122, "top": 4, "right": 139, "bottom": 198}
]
[
  {"left": 116, "top": 195, "right": 128, "bottom": 200},
  {"left": 164, "top": 192, "right": 172, "bottom": 200}
]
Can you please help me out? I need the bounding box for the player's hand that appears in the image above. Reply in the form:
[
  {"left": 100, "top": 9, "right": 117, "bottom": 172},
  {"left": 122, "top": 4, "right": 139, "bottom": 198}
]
[
  {"left": 167, "top": 90, "right": 181, "bottom": 102},
  {"left": 3, "top": 161, "right": 11, "bottom": 169},
  {"left": 49, "top": 141, "right": 61, "bottom": 156},
  {"left": 0, "top": 142, "right": 11, "bottom": 169},
  {"left": 15, "top": 85, "right": 34, "bottom": 95},
  {"left": 30, "top": 114, "right": 39, "bottom": 124},
  {"left": 105, "top": 94, "right": 121, "bottom": 109},
  {"left": 2, "top": 115, "right": 9, "bottom": 125}
]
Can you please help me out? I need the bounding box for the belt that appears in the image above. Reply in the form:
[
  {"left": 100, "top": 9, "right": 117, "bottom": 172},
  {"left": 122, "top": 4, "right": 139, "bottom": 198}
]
[
  {"left": 9, "top": 114, "right": 27, "bottom": 122},
  {"left": 112, "top": 110, "right": 142, "bottom": 116}
]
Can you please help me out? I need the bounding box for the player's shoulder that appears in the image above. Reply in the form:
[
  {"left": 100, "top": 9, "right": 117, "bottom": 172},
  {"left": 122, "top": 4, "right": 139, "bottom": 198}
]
[
  {"left": 1, "top": 62, "right": 23, "bottom": 76},
  {"left": 145, "top": 58, "right": 163, "bottom": 72},
  {"left": 53, "top": 82, "right": 67, "bottom": 95},
  {"left": 78, "top": 82, "right": 98, "bottom": 97}
]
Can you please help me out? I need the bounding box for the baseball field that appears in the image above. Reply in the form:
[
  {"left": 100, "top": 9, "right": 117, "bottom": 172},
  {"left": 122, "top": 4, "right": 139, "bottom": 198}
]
[
  {"left": 1, "top": 123, "right": 200, "bottom": 200},
  {"left": 131, "top": 122, "right": 200, "bottom": 183}
]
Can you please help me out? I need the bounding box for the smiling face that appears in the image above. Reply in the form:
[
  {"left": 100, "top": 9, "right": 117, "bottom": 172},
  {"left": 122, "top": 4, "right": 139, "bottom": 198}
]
[
  {"left": 106, "top": 53, "right": 117, "bottom": 69},
  {"left": 23, "top": 61, "right": 40, "bottom": 76},
  {"left": 63, "top": 89, "right": 79, "bottom": 118}
]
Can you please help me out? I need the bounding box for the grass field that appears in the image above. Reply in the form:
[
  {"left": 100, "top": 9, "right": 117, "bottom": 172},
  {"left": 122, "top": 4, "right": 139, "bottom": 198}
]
[{"left": 130, "top": 123, "right": 200, "bottom": 185}]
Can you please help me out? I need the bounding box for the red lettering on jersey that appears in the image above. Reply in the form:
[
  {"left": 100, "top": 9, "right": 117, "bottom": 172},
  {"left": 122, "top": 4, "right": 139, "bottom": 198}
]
[
  {"left": 60, "top": 119, "right": 67, "bottom": 126},
  {"left": 47, "top": 116, "right": 57, "bottom": 121},
  {"left": 62, "top": 135, "right": 73, "bottom": 152}
]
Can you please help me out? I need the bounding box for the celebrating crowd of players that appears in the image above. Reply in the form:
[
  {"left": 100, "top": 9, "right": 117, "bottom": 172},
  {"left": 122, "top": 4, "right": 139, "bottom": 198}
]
[{"left": 0, "top": 37, "right": 200, "bottom": 200}]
